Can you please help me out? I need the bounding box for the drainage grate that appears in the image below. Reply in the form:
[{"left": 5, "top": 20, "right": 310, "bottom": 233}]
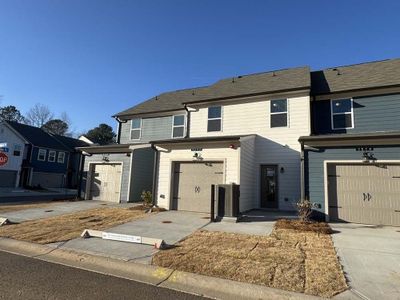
[
  {"left": 44, "top": 210, "right": 54, "bottom": 213},
  {"left": 162, "top": 220, "right": 172, "bottom": 224}
]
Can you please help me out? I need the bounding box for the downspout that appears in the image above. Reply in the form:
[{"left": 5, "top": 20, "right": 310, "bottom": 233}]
[
  {"left": 114, "top": 116, "right": 127, "bottom": 144},
  {"left": 184, "top": 104, "right": 190, "bottom": 138},
  {"left": 77, "top": 153, "right": 86, "bottom": 199},
  {"left": 300, "top": 141, "right": 305, "bottom": 200},
  {"left": 151, "top": 144, "right": 159, "bottom": 206}
]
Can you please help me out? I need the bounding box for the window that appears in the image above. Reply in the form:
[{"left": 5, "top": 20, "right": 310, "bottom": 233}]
[
  {"left": 37, "top": 149, "right": 47, "bottom": 161},
  {"left": 130, "top": 118, "right": 142, "bottom": 140},
  {"left": 58, "top": 152, "right": 65, "bottom": 163},
  {"left": 13, "top": 145, "right": 22, "bottom": 156},
  {"left": 172, "top": 115, "right": 185, "bottom": 138},
  {"left": 207, "top": 106, "right": 222, "bottom": 132},
  {"left": 270, "top": 99, "right": 288, "bottom": 128},
  {"left": 48, "top": 150, "right": 56, "bottom": 162},
  {"left": 331, "top": 99, "right": 354, "bottom": 129}
]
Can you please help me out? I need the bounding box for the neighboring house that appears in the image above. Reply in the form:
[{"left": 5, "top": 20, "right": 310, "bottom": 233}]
[
  {"left": 300, "top": 58, "right": 400, "bottom": 226},
  {"left": 0, "top": 121, "right": 89, "bottom": 189},
  {"left": 83, "top": 66, "right": 312, "bottom": 213}
]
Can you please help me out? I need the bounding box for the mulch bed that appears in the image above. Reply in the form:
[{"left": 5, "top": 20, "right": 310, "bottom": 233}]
[{"left": 153, "top": 220, "right": 347, "bottom": 298}]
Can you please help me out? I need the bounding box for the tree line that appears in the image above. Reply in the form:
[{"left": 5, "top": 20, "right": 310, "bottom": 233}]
[{"left": 0, "top": 104, "right": 115, "bottom": 145}]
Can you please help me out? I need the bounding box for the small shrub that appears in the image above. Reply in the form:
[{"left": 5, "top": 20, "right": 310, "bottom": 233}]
[
  {"left": 141, "top": 190, "right": 153, "bottom": 208},
  {"left": 296, "top": 198, "right": 315, "bottom": 222}
]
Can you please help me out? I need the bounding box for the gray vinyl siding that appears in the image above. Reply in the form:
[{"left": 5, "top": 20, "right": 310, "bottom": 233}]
[
  {"left": 119, "top": 116, "right": 173, "bottom": 144},
  {"left": 82, "top": 153, "right": 131, "bottom": 203},
  {"left": 305, "top": 145, "right": 400, "bottom": 215},
  {"left": 130, "top": 147, "right": 155, "bottom": 202},
  {"left": 313, "top": 93, "right": 400, "bottom": 134}
]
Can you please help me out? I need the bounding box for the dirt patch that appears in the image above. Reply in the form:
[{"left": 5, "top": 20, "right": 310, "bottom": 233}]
[
  {"left": 153, "top": 222, "right": 347, "bottom": 298},
  {"left": 275, "top": 219, "right": 333, "bottom": 234},
  {"left": 0, "top": 207, "right": 151, "bottom": 244}
]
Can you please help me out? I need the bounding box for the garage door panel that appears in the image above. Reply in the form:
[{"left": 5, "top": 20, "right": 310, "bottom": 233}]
[
  {"left": 328, "top": 163, "right": 400, "bottom": 226},
  {"left": 173, "top": 162, "right": 223, "bottom": 213},
  {"left": 90, "top": 164, "right": 121, "bottom": 203}
]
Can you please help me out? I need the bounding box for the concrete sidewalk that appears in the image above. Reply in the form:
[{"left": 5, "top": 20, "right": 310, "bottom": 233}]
[
  {"left": 0, "top": 187, "right": 77, "bottom": 202},
  {"left": 0, "top": 200, "right": 129, "bottom": 223},
  {"left": 331, "top": 223, "right": 400, "bottom": 300},
  {"left": 56, "top": 211, "right": 210, "bottom": 263}
]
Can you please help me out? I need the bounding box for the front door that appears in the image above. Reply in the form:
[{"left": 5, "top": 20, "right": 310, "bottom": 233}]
[{"left": 260, "top": 165, "right": 278, "bottom": 208}]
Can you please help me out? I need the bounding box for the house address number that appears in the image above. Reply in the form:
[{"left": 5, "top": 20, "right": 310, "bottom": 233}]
[
  {"left": 191, "top": 148, "right": 203, "bottom": 152},
  {"left": 356, "top": 146, "right": 374, "bottom": 151}
]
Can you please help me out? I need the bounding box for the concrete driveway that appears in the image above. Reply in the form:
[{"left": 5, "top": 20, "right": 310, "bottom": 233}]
[
  {"left": 57, "top": 211, "right": 210, "bottom": 263},
  {"left": 331, "top": 223, "right": 400, "bottom": 300}
]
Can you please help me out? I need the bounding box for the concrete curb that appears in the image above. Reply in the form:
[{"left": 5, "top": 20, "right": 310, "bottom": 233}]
[{"left": 0, "top": 237, "right": 324, "bottom": 300}]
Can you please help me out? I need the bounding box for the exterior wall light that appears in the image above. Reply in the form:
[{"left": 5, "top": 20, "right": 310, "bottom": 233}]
[{"left": 362, "top": 152, "right": 376, "bottom": 163}]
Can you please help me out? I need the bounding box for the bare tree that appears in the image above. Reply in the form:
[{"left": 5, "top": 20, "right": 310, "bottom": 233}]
[{"left": 25, "top": 103, "right": 54, "bottom": 127}]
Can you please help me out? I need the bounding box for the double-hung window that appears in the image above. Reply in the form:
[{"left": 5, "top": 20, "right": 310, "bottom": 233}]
[
  {"left": 207, "top": 106, "right": 222, "bottom": 132},
  {"left": 58, "top": 152, "right": 65, "bottom": 163},
  {"left": 331, "top": 99, "right": 354, "bottom": 129},
  {"left": 130, "top": 118, "right": 142, "bottom": 140},
  {"left": 13, "top": 145, "right": 22, "bottom": 156},
  {"left": 270, "top": 99, "right": 288, "bottom": 128},
  {"left": 48, "top": 150, "right": 56, "bottom": 162},
  {"left": 172, "top": 115, "right": 185, "bottom": 138},
  {"left": 38, "top": 149, "right": 47, "bottom": 161}
]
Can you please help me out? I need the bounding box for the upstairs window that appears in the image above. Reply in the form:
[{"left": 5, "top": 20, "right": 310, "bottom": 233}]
[
  {"left": 270, "top": 99, "right": 288, "bottom": 128},
  {"left": 13, "top": 145, "right": 22, "bottom": 156},
  {"left": 207, "top": 106, "right": 222, "bottom": 132},
  {"left": 58, "top": 152, "right": 65, "bottom": 163},
  {"left": 37, "top": 149, "right": 47, "bottom": 161},
  {"left": 130, "top": 118, "right": 142, "bottom": 140},
  {"left": 331, "top": 99, "right": 353, "bottom": 129},
  {"left": 172, "top": 115, "right": 185, "bottom": 138},
  {"left": 48, "top": 150, "right": 56, "bottom": 162}
]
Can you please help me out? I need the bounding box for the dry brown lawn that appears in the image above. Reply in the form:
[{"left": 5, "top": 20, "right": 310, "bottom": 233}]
[
  {"left": 153, "top": 221, "right": 347, "bottom": 298},
  {"left": 0, "top": 207, "right": 150, "bottom": 244},
  {"left": 0, "top": 202, "right": 56, "bottom": 214}
]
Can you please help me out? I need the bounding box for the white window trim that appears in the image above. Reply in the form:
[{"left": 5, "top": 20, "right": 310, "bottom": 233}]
[
  {"left": 270, "top": 99, "right": 289, "bottom": 128},
  {"left": 207, "top": 106, "right": 223, "bottom": 132},
  {"left": 48, "top": 150, "right": 56, "bottom": 162},
  {"left": 171, "top": 114, "right": 186, "bottom": 138},
  {"left": 330, "top": 98, "right": 354, "bottom": 130},
  {"left": 57, "top": 152, "right": 65, "bottom": 163},
  {"left": 37, "top": 149, "right": 47, "bottom": 161},
  {"left": 130, "top": 118, "right": 142, "bottom": 141}
]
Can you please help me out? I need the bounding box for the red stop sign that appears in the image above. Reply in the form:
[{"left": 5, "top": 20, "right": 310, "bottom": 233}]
[{"left": 0, "top": 152, "right": 8, "bottom": 166}]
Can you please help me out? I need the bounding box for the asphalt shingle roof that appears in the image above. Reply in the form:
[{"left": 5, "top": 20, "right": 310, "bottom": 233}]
[
  {"left": 6, "top": 121, "right": 87, "bottom": 151},
  {"left": 311, "top": 58, "right": 400, "bottom": 95},
  {"left": 115, "top": 66, "right": 311, "bottom": 118}
]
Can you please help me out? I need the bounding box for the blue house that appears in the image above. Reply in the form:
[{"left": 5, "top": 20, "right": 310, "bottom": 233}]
[
  {"left": 300, "top": 58, "right": 400, "bottom": 226},
  {"left": 0, "top": 121, "right": 89, "bottom": 189}
]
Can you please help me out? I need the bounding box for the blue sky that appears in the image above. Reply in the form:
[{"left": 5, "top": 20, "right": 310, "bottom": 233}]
[{"left": 0, "top": 0, "right": 399, "bottom": 134}]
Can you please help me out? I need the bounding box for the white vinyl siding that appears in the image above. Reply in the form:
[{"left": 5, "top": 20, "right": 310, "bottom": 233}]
[
  {"left": 48, "top": 150, "right": 56, "bottom": 162},
  {"left": 189, "top": 95, "right": 311, "bottom": 210},
  {"left": 38, "top": 149, "right": 47, "bottom": 161}
]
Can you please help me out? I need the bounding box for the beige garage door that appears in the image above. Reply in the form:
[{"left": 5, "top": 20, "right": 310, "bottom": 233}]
[
  {"left": 328, "top": 163, "right": 400, "bottom": 226},
  {"left": 172, "top": 162, "right": 224, "bottom": 213},
  {"left": 89, "top": 164, "right": 122, "bottom": 202}
]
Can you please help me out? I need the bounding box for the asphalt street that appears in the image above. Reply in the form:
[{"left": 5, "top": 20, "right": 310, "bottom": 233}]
[{"left": 0, "top": 250, "right": 207, "bottom": 300}]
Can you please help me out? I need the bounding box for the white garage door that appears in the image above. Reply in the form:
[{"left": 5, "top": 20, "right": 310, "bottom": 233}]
[
  {"left": 327, "top": 163, "right": 400, "bottom": 226},
  {"left": 172, "top": 162, "right": 224, "bottom": 213},
  {"left": 89, "top": 163, "right": 122, "bottom": 203}
]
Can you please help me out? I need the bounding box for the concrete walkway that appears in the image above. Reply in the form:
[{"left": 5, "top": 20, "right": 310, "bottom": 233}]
[
  {"left": 57, "top": 211, "right": 211, "bottom": 263},
  {"left": 331, "top": 223, "right": 400, "bottom": 300},
  {"left": 0, "top": 200, "right": 126, "bottom": 222},
  {"left": 0, "top": 187, "right": 77, "bottom": 202}
]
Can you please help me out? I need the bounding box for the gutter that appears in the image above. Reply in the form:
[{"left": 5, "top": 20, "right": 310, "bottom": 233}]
[{"left": 150, "top": 144, "right": 159, "bottom": 206}]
